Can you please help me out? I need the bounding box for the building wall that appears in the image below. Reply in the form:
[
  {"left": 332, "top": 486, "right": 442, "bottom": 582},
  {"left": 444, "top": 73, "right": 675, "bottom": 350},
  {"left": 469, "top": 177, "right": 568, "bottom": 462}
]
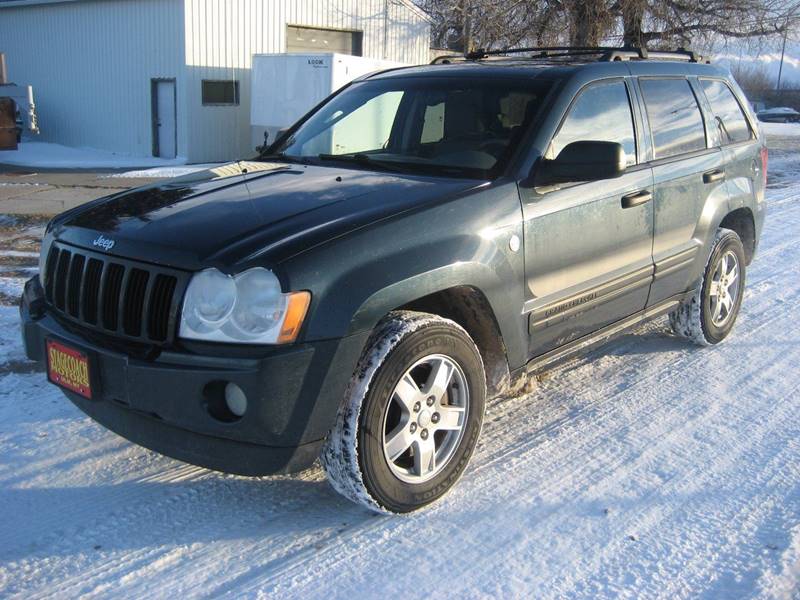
[
  {"left": 182, "top": 0, "right": 431, "bottom": 162},
  {"left": 0, "top": 0, "right": 186, "bottom": 158},
  {"left": 0, "top": 0, "right": 429, "bottom": 163}
]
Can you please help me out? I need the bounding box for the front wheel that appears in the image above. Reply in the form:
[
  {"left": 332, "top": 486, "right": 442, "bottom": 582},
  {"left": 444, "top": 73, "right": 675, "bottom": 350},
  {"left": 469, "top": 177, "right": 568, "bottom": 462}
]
[
  {"left": 669, "top": 228, "right": 747, "bottom": 345},
  {"left": 321, "top": 311, "right": 486, "bottom": 514}
]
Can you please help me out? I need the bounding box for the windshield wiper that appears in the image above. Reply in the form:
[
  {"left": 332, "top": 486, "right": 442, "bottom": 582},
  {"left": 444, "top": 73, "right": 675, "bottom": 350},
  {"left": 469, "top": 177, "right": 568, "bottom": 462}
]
[{"left": 317, "top": 153, "right": 405, "bottom": 173}]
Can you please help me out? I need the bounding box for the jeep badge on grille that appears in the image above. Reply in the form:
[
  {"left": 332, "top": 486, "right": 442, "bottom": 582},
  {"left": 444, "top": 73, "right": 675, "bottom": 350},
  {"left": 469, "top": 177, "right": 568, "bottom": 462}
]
[{"left": 92, "top": 235, "right": 115, "bottom": 251}]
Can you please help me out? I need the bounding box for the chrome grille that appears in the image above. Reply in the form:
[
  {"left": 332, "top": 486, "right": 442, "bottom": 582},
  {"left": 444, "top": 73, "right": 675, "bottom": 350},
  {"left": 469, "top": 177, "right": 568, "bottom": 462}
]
[{"left": 44, "top": 242, "right": 186, "bottom": 345}]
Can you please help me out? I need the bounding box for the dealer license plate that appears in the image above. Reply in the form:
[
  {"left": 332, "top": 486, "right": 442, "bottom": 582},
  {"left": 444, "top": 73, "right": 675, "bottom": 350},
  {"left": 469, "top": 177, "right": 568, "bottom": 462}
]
[{"left": 46, "top": 339, "right": 92, "bottom": 399}]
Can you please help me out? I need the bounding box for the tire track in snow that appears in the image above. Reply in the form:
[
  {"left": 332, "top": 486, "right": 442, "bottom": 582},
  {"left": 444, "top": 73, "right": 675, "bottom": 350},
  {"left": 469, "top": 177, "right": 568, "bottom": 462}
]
[
  {"left": 1, "top": 156, "right": 798, "bottom": 597},
  {"left": 204, "top": 185, "right": 800, "bottom": 599}
]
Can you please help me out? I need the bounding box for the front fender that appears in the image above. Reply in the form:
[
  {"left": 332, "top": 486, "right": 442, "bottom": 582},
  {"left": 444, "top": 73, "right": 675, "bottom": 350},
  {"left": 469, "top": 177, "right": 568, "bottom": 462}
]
[{"left": 284, "top": 182, "right": 529, "bottom": 369}]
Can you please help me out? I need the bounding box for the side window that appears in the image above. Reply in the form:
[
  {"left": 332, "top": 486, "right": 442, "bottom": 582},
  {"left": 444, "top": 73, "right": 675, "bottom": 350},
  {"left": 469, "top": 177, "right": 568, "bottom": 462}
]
[
  {"left": 700, "top": 79, "right": 753, "bottom": 144},
  {"left": 640, "top": 78, "right": 707, "bottom": 159},
  {"left": 549, "top": 80, "right": 637, "bottom": 166}
]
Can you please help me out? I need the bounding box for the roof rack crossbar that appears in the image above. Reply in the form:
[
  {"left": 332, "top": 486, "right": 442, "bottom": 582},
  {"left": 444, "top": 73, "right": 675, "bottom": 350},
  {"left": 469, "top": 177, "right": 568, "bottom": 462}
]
[{"left": 430, "top": 45, "right": 708, "bottom": 65}]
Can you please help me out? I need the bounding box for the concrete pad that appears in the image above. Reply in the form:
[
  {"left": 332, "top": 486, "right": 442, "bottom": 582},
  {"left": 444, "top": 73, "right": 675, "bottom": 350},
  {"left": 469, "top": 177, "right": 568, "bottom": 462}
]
[
  {"left": 0, "top": 172, "right": 161, "bottom": 189},
  {"left": 0, "top": 186, "right": 128, "bottom": 215},
  {"left": 0, "top": 166, "right": 166, "bottom": 216}
]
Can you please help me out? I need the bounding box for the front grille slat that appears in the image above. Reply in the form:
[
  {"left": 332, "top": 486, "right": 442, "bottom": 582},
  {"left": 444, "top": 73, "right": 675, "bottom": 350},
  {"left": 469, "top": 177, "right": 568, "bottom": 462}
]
[
  {"left": 44, "top": 247, "right": 60, "bottom": 303},
  {"left": 82, "top": 258, "right": 103, "bottom": 325},
  {"left": 66, "top": 254, "right": 85, "bottom": 317},
  {"left": 123, "top": 269, "right": 149, "bottom": 336},
  {"left": 44, "top": 242, "right": 183, "bottom": 346},
  {"left": 53, "top": 250, "right": 71, "bottom": 311},
  {"left": 147, "top": 274, "right": 178, "bottom": 342},
  {"left": 102, "top": 263, "right": 125, "bottom": 332}
]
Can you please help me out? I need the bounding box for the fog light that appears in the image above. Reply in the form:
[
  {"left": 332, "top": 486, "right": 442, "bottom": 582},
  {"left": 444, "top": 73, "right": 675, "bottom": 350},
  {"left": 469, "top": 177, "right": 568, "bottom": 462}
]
[{"left": 224, "top": 382, "right": 248, "bottom": 417}]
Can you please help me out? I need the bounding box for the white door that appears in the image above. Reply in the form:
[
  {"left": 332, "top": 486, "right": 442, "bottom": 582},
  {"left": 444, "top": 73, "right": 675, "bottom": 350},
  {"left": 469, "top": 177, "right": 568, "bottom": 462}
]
[{"left": 155, "top": 80, "right": 176, "bottom": 159}]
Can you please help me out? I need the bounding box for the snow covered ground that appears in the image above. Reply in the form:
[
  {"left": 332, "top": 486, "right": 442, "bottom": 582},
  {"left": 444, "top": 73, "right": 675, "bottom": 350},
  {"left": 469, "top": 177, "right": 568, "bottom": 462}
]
[
  {"left": 0, "top": 142, "right": 188, "bottom": 170},
  {"left": 0, "top": 136, "right": 799, "bottom": 598},
  {"left": 763, "top": 122, "right": 800, "bottom": 138}
]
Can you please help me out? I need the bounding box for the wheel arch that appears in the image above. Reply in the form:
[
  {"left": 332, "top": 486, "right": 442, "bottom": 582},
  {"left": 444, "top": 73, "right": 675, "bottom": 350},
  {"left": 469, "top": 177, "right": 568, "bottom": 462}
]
[
  {"left": 348, "top": 265, "right": 517, "bottom": 399},
  {"left": 395, "top": 286, "right": 511, "bottom": 399},
  {"left": 718, "top": 207, "right": 756, "bottom": 265}
]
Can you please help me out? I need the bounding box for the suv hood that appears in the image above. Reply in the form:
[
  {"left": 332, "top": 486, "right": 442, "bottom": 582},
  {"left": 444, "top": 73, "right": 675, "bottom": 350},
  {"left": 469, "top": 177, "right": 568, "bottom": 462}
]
[{"left": 53, "top": 161, "right": 482, "bottom": 270}]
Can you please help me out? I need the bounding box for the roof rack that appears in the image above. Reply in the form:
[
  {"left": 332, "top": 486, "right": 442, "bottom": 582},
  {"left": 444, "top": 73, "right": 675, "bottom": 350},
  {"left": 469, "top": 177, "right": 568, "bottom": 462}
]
[{"left": 430, "top": 46, "right": 708, "bottom": 65}]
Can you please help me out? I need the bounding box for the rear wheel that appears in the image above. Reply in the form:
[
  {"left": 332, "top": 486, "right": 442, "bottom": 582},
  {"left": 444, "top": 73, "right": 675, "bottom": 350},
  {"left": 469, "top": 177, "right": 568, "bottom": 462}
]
[
  {"left": 321, "top": 311, "right": 486, "bottom": 514},
  {"left": 669, "top": 228, "right": 746, "bottom": 345}
]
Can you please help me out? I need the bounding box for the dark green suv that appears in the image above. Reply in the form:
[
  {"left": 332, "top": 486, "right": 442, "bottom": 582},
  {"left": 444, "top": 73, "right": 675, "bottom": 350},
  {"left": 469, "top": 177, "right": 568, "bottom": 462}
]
[{"left": 20, "top": 47, "right": 766, "bottom": 513}]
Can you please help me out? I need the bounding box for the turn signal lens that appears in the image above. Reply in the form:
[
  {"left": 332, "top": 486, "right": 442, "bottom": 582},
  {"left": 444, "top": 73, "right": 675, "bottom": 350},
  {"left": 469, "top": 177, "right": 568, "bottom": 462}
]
[{"left": 277, "top": 291, "right": 311, "bottom": 344}]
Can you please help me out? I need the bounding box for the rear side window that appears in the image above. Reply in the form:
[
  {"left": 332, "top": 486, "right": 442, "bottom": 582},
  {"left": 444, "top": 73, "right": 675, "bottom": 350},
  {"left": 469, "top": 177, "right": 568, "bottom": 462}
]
[
  {"left": 640, "top": 78, "right": 706, "bottom": 159},
  {"left": 549, "top": 80, "right": 637, "bottom": 165},
  {"left": 700, "top": 79, "right": 752, "bottom": 144}
]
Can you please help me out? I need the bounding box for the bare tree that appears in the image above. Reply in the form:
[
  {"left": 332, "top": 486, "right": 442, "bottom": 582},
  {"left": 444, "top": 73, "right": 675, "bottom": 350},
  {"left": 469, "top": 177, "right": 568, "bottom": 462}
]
[
  {"left": 419, "top": 0, "right": 567, "bottom": 51},
  {"left": 562, "top": 0, "right": 614, "bottom": 46},
  {"left": 417, "top": 0, "right": 799, "bottom": 54},
  {"left": 731, "top": 62, "right": 776, "bottom": 94},
  {"left": 636, "top": 0, "right": 798, "bottom": 47}
]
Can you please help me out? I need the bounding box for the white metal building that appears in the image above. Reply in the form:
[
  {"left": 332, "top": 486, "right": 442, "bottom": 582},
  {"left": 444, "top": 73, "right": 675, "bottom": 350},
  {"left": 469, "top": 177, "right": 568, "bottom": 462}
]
[{"left": 0, "top": 0, "right": 431, "bottom": 163}]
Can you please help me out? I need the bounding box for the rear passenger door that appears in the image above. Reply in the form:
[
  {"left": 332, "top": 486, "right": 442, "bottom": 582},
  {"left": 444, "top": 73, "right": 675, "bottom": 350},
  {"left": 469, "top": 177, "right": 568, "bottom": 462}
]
[
  {"left": 697, "top": 78, "right": 760, "bottom": 223},
  {"left": 638, "top": 77, "right": 728, "bottom": 305},
  {"left": 521, "top": 79, "right": 655, "bottom": 358}
]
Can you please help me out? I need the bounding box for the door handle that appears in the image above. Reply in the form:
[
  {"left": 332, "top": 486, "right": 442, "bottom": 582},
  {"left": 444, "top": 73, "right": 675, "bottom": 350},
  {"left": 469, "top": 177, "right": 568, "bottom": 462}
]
[
  {"left": 621, "top": 190, "right": 652, "bottom": 209},
  {"left": 703, "top": 169, "right": 725, "bottom": 184}
]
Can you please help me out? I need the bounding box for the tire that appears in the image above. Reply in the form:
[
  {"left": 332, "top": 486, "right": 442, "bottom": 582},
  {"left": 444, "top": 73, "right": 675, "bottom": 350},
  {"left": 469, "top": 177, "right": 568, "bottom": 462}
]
[
  {"left": 669, "top": 228, "right": 747, "bottom": 346},
  {"left": 321, "top": 310, "right": 486, "bottom": 514}
]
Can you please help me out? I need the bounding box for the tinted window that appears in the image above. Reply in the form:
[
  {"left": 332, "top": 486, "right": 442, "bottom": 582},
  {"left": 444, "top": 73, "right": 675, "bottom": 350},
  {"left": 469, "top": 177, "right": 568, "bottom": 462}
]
[
  {"left": 700, "top": 79, "right": 752, "bottom": 144},
  {"left": 202, "top": 80, "right": 239, "bottom": 105},
  {"left": 640, "top": 78, "right": 706, "bottom": 158},
  {"left": 549, "top": 80, "right": 637, "bottom": 165}
]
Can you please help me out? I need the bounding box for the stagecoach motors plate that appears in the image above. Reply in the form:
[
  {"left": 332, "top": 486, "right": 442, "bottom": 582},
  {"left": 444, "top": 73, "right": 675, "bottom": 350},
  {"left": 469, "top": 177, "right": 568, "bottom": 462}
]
[{"left": 46, "top": 338, "right": 93, "bottom": 399}]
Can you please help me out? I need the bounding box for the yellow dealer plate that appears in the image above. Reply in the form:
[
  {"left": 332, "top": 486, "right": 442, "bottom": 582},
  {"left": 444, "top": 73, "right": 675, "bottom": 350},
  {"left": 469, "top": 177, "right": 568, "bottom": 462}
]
[{"left": 46, "top": 339, "right": 92, "bottom": 399}]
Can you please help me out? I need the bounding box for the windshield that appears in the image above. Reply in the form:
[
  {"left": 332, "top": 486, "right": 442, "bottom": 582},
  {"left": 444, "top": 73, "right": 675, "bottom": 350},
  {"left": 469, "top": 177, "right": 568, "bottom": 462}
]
[{"left": 269, "top": 76, "right": 552, "bottom": 179}]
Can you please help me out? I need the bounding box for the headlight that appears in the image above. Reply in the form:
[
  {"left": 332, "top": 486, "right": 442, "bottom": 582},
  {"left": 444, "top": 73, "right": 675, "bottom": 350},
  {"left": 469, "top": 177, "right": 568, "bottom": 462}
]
[
  {"left": 179, "top": 267, "right": 310, "bottom": 344},
  {"left": 182, "top": 269, "right": 237, "bottom": 333}
]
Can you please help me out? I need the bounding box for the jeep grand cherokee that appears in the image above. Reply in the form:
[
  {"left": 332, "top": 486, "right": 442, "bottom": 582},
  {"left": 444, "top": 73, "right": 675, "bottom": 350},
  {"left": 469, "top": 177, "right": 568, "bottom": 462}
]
[{"left": 20, "top": 47, "right": 766, "bottom": 513}]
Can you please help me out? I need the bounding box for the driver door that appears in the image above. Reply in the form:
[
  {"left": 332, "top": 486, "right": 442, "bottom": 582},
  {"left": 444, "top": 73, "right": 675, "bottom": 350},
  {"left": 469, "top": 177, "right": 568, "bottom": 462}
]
[{"left": 520, "top": 79, "right": 655, "bottom": 358}]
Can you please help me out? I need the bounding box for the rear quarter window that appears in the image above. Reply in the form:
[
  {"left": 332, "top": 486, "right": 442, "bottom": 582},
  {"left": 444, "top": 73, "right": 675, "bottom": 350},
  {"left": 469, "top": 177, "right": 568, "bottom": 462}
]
[
  {"left": 640, "top": 78, "right": 707, "bottom": 159},
  {"left": 700, "top": 79, "right": 753, "bottom": 144}
]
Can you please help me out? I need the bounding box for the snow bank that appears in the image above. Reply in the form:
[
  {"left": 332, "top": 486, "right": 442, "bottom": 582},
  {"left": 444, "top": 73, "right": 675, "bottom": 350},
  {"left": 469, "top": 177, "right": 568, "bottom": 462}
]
[
  {"left": 0, "top": 142, "right": 188, "bottom": 169},
  {"left": 102, "top": 164, "right": 219, "bottom": 178},
  {"left": 761, "top": 122, "right": 800, "bottom": 138}
]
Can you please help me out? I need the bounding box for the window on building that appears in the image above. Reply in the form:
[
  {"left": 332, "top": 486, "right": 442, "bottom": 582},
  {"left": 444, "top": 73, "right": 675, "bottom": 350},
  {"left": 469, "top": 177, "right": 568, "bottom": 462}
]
[
  {"left": 700, "top": 79, "right": 753, "bottom": 144},
  {"left": 202, "top": 80, "right": 240, "bottom": 105},
  {"left": 286, "top": 25, "right": 363, "bottom": 56},
  {"left": 549, "top": 80, "right": 637, "bottom": 165},
  {"left": 640, "top": 78, "right": 707, "bottom": 159}
]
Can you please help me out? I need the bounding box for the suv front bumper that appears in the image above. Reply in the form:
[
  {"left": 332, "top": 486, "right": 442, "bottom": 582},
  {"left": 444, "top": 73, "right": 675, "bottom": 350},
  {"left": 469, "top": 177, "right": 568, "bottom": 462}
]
[{"left": 20, "top": 276, "right": 368, "bottom": 476}]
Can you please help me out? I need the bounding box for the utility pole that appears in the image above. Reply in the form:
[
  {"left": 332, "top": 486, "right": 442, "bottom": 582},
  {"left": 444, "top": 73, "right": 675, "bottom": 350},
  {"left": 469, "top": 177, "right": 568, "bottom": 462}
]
[{"left": 776, "top": 26, "right": 788, "bottom": 102}]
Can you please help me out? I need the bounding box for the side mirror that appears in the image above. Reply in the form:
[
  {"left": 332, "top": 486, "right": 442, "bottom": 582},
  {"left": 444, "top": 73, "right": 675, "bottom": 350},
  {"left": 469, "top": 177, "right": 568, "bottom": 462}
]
[{"left": 536, "top": 141, "right": 627, "bottom": 185}]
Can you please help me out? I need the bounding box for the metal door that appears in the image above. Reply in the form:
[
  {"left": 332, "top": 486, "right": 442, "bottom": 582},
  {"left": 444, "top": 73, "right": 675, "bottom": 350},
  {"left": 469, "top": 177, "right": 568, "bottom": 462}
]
[{"left": 152, "top": 79, "right": 176, "bottom": 159}]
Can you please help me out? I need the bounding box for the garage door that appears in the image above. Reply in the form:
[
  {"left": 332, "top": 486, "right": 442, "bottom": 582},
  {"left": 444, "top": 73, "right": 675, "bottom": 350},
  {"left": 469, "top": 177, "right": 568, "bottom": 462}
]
[{"left": 286, "top": 25, "right": 363, "bottom": 56}]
